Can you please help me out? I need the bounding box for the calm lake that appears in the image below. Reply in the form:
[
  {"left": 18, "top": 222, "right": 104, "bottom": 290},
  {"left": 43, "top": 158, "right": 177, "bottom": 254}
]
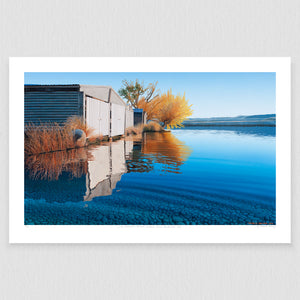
[{"left": 25, "top": 127, "right": 276, "bottom": 225}]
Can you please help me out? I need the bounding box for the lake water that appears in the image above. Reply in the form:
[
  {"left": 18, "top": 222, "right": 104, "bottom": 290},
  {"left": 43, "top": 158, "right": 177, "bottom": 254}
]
[{"left": 25, "top": 127, "right": 276, "bottom": 225}]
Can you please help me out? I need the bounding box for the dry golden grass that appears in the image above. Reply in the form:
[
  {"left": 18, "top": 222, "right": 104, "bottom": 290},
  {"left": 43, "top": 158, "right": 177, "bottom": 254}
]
[
  {"left": 142, "top": 121, "right": 163, "bottom": 132},
  {"left": 125, "top": 122, "right": 163, "bottom": 137},
  {"left": 25, "top": 116, "right": 96, "bottom": 156},
  {"left": 25, "top": 123, "right": 75, "bottom": 156},
  {"left": 86, "top": 134, "right": 104, "bottom": 145},
  {"left": 125, "top": 124, "right": 143, "bottom": 136},
  {"left": 64, "top": 116, "right": 94, "bottom": 137},
  {"left": 25, "top": 117, "right": 164, "bottom": 156}
]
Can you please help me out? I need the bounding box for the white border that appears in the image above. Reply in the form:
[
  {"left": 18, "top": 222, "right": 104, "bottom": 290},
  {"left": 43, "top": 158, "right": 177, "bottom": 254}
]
[{"left": 9, "top": 57, "right": 291, "bottom": 243}]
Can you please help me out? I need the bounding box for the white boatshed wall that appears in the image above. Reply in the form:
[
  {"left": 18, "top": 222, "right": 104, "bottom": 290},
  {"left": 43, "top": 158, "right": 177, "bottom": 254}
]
[
  {"left": 80, "top": 85, "right": 134, "bottom": 137},
  {"left": 86, "top": 96, "right": 110, "bottom": 136},
  {"left": 111, "top": 103, "right": 125, "bottom": 136},
  {"left": 125, "top": 107, "right": 134, "bottom": 128}
]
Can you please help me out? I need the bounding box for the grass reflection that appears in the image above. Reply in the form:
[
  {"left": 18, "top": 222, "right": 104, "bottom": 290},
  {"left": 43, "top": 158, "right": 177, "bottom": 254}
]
[
  {"left": 25, "top": 148, "right": 92, "bottom": 180},
  {"left": 25, "top": 132, "right": 191, "bottom": 181}
]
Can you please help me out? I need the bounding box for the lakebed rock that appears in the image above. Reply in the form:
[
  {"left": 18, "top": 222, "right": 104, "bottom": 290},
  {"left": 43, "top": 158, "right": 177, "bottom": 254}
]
[{"left": 73, "top": 129, "right": 86, "bottom": 147}]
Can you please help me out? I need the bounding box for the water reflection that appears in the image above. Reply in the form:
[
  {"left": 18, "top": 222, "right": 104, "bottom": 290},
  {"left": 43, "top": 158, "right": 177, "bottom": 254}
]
[
  {"left": 25, "top": 148, "right": 91, "bottom": 181},
  {"left": 25, "top": 132, "right": 191, "bottom": 202},
  {"left": 25, "top": 128, "right": 276, "bottom": 225},
  {"left": 84, "top": 140, "right": 131, "bottom": 201},
  {"left": 127, "top": 132, "right": 192, "bottom": 174}
]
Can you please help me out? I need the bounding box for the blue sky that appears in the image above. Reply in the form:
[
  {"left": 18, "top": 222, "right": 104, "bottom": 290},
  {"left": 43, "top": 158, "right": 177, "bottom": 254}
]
[{"left": 25, "top": 72, "right": 275, "bottom": 118}]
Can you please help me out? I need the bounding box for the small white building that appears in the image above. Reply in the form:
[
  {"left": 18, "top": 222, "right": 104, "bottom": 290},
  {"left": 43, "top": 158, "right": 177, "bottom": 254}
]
[{"left": 25, "top": 84, "right": 134, "bottom": 137}]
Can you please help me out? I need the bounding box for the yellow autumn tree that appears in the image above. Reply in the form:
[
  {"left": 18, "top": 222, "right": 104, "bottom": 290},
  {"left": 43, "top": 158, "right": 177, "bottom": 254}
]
[{"left": 137, "top": 89, "right": 193, "bottom": 129}]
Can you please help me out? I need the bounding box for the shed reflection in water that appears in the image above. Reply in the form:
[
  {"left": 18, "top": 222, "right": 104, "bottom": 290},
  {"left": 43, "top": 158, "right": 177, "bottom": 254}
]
[{"left": 25, "top": 132, "right": 191, "bottom": 203}]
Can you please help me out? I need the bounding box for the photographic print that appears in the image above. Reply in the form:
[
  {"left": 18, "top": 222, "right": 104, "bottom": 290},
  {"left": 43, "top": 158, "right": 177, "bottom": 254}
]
[{"left": 9, "top": 57, "right": 291, "bottom": 243}]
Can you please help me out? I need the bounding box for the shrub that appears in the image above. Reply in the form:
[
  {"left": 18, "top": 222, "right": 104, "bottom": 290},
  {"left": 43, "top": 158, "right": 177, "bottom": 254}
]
[
  {"left": 125, "top": 125, "right": 143, "bottom": 136},
  {"left": 142, "top": 122, "right": 163, "bottom": 132},
  {"left": 138, "top": 89, "right": 193, "bottom": 129}
]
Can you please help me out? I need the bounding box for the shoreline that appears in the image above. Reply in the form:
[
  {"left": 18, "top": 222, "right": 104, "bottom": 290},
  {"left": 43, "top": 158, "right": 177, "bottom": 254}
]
[{"left": 181, "top": 124, "right": 275, "bottom": 127}]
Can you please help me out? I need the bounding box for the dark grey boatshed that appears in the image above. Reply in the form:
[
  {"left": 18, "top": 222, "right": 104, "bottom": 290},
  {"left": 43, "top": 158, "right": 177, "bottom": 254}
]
[{"left": 133, "top": 108, "right": 147, "bottom": 126}]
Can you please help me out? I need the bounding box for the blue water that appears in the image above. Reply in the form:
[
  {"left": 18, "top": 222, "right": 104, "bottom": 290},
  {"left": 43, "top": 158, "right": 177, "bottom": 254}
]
[{"left": 25, "top": 127, "right": 276, "bottom": 225}]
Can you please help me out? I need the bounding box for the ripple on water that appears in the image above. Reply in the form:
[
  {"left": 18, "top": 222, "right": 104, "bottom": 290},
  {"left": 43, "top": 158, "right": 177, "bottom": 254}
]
[{"left": 25, "top": 129, "right": 276, "bottom": 225}]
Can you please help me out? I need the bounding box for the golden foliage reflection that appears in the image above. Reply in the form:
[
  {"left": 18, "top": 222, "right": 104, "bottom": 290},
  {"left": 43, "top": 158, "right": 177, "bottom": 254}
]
[{"left": 127, "top": 132, "right": 191, "bottom": 174}]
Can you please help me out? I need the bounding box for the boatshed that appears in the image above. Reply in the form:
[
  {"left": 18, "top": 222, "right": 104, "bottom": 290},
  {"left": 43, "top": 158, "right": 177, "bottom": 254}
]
[
  {"left": 133, "top": 108, "right": 147, "bottom": 126},
  {"left": 24, "top": 84, "right": 134, "bottom": 137}
]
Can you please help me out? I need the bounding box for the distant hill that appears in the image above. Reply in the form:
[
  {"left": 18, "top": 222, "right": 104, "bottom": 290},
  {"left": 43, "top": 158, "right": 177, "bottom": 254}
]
[{"left": 182, "top": 114, "right": 276, "bottom": 126}]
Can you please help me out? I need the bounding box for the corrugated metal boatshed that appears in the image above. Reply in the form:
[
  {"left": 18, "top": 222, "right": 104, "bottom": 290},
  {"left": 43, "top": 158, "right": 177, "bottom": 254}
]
[{"left": 24, "top": 84, "right": 134, "bottom": 137}]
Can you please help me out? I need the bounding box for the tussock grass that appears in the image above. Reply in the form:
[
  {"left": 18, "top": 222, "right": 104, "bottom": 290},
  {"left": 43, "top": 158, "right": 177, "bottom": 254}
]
[
  {"left": 125, "top": 122, "right": 163, "bottom": 137},
  {"left": 87, "top": 134, "right": 104, "bottom": 145},
  {"left": 25, "top": 117, "right": 164, "bottom": 156},
  {"left": 142, "top": 121, "right": 164, "bottom": 132},
  {"left": 64, "top": 116, "right": 94, "bottom": 136},
  {"left": 25, "top": 123, "right": 75, "bottom": 155},
  {"left": 125, "top": 124, "right": 143, "bottom": 136},
  {"left": 25, "top": 116, "right": 95, "bottom": 156}
]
